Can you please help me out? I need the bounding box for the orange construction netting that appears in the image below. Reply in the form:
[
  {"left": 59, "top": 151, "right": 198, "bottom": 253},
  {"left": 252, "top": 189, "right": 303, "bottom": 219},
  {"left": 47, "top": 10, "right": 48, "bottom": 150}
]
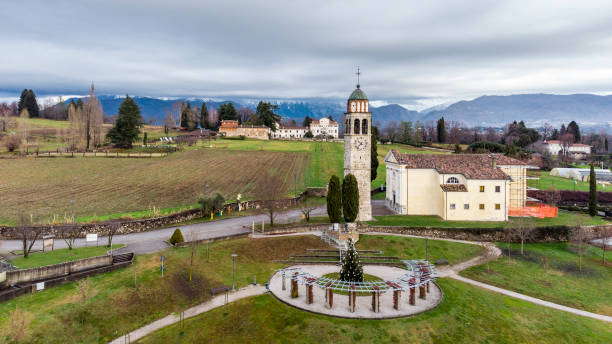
[{"left": 508, "top": 205, "right": 558, "bottom": 218}]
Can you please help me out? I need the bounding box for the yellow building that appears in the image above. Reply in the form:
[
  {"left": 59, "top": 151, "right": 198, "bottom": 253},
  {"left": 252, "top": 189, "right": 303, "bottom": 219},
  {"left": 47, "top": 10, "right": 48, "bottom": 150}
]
[{"left": 384, "top": 150, "right": 531, "bottom": 221}]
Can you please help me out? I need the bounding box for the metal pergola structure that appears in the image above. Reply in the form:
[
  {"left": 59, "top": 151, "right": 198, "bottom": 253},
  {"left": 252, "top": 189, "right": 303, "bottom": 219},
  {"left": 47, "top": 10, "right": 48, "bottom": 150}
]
[{"left": 278, "top": 260, "right": 437, "bottom": 293}]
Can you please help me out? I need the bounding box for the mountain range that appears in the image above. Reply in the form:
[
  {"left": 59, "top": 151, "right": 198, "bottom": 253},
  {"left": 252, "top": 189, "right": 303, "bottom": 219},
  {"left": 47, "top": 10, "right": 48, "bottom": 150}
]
[{"left": 84, "top": 93, "right": 612, "bottom": 130}]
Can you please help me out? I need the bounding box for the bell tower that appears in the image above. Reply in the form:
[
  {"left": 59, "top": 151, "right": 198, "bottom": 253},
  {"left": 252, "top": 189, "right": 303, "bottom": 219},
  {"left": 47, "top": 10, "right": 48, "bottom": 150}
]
[{"left": 343, "top": 68, "right": 373, "bottom": 221}]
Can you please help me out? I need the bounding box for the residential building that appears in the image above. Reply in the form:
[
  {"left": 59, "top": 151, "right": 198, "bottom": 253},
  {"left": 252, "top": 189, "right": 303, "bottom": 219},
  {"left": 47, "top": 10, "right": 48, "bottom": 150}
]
[
  {"left": 310, "top": 118, "right": 339, "bottom": 138},
  {"left": 384, "top": 151, "right": 534, "bottom": 221},
  {"left": 543, "top": 140, "right": 591, "bottom": 157},
  {"left": 218, "top": 120, "right": 270, "bottom": 140},
  {"left": 270, "top": 126, "right": 309, "bottom": 139}
]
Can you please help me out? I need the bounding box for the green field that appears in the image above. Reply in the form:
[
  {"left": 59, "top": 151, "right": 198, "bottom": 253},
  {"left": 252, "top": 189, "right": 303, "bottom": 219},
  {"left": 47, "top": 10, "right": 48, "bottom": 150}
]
[
  {"left": 368, "top": 210, "right": 610, "bottom": 228},
  {"left": 0, "top": 235, "right": 485, "bottom": 343},
  {"left": 10, "top": 245, "right": 124, "bottom": 269},
  {"left": 140, "top": 279, "right": 612, "bottom": 344},
  {"left": 528, "top": 171, "right": 609, "bottom": 191},
  {"left": 462, "top": 242, "right": 612, "bottom": 316}
]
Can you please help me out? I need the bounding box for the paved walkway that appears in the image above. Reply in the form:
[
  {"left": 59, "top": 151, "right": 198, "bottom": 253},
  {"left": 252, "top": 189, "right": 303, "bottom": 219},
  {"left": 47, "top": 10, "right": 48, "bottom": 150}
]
[
  {"left": 364, "top": 232, "right": 612, "bottom": 323},
  {"left": 109, "top": 284, "right": 267, "bottom": 344},
  {"left": 0, "top": 206, "right": 327, "bottom": 256}
]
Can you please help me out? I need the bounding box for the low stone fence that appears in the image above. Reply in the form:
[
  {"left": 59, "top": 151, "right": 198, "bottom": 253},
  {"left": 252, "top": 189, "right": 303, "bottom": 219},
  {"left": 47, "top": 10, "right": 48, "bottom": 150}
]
[
  {"left": 255, "top": 223, "right": 332, "bottom": 235},
  {"left": 0, "top": 194, "right": 311, "bottom": 240},
  {"left": 1, "top": 255, "right": 112, "bottom": 287},
  {"left": 359, "top": 224, "right": 610, "bottom": 243}
]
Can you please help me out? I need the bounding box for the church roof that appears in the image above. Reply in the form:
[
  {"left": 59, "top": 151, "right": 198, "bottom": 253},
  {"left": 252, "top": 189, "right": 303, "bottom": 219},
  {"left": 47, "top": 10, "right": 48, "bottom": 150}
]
[
  {"left": 387, "top": 150, "right": 526, "bottom": 180},
  {"left": 349, "top": 85, "right": 368, "bottom": 100}
]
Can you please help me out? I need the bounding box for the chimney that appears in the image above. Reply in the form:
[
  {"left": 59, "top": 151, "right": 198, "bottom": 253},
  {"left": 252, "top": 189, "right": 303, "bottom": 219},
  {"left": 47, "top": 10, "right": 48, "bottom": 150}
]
[{"left": 491, "top": 155, "right": 497, "bottom": 169}]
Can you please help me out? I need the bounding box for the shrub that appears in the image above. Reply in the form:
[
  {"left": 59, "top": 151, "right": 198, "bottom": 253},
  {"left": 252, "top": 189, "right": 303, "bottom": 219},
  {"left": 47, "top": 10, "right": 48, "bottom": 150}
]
[
  {"left": 2, "top": 134, "right": 21, "bottom": 152},
  {"left": 199, "top": 193, "right": 225, "bottom": 215},
  {"left": 326, "top": 175, "right": 342, "bottom": 223},
  {"left": 342, "top": 173, "right": 359, "bottom": 222},
  {"left": 304, "top": 131, "right": 314, "bottom": 138},
  {"left": 169, "top": 228, "right": 184, "bottom": 245}
]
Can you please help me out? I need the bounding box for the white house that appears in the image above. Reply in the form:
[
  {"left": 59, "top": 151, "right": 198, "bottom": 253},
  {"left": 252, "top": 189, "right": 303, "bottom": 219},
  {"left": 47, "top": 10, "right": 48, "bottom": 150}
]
[
  {"left": 270, "top": 126, "right": 309, "bottom": 139},
  {"left": 384, "top": 151, "right": 534, "bottom": 221},
  {"left": 543, "top": 140, "right": 591, "bottom": 157},
  {"left": 309, "top": 118, "right": 339, "bottom": 138}
]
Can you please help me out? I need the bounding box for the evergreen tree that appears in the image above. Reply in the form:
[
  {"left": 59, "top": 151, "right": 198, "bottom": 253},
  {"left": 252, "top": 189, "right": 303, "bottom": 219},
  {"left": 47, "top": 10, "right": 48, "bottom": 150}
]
[
  {"left": 180, "top": 102, "right": 197, "bottom": 130},
  {"left": 605, "top": 137, "right": 609, "bottom": 152},
  {"left": 303, "top": 115, "right": 312, "bottom": 127},
  {"left": 200, "top": 102, "right": 209, "bottom": 129},
  {"left": 76, "top": 98, "right": 84, "bottom": 109},
  {"left": 371, "top": 127, "right": 379, "bottom": 181},
  {"left": 218, "top": 103, "right": 237, "bottom": 121},
  {"left": 342, "top": 173, "right": 359, "bottom": 222},
  {"left": 143, "top": 132, "right": 148, "bottom": 146},
  {"left": 18, "top": 89, "right": 39, "bottom": 118},
  {"left": 17, "top": 89, "right": 28, "bottom": 114},
  {"left": 589, "top": 164, "right": 598, "bottom": 216},
  {"left": 326, "top": 175, "right": 342, "bottom": 223},
  {"left": 255, "top": 101, "right": 281, "bottom": 131},
  {"left": 560, "top": 123, "right": 566, "bottom": 135},
  {"left": 339, "top": 238, "right": 363, "bottom": 282},
  {"left": 106, "top": 95, "right": 143, "bottom": 148},
  {"left": 567, "top": 121, "right": 581, "bottom": 143},
  {"left": 437, "top": 117, "right": 447, "bottom": 143}
]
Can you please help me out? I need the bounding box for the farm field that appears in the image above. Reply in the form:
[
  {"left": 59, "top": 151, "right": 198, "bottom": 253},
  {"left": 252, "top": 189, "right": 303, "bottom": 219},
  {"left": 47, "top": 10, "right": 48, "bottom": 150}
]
[
  {"left": 527, "top": 170, "right": 609, "bottom": 191},
  {"left": 0, "top": 235, "right": 485, "bottom": 343},
  {"left": 0, "top": 148, "right": 308, "bottom": 225},
  {"left": 140, "top": 279, "right": 612, "bottom": 344},
  {"left": 461, "top": 242, "right": 612, "bottom": 315}
]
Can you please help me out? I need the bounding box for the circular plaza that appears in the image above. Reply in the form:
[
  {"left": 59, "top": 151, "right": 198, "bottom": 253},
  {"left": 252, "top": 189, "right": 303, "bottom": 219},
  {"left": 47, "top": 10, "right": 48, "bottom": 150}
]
[{"left": 268, "top": 262, "right": 442, "bottom": 319}]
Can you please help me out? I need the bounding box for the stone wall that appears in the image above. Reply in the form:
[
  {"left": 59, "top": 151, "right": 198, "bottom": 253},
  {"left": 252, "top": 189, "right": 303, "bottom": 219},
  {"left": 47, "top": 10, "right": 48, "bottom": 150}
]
[
  {"left": 0, "top": 194, "right": 308, "bottom": 240},
  {"left": 2, "top": 255, "right": 112, "bottom": 287}
]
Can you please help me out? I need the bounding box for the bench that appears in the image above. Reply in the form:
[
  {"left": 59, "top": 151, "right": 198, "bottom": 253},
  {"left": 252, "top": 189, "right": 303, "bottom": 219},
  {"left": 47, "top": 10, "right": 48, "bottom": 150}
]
[{"left": 210, "top": 286, "right": 230, "bottom": 296}]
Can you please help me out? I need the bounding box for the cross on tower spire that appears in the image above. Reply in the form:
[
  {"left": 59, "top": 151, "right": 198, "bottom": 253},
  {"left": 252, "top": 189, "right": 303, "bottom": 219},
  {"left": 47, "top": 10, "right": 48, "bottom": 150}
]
[{"left": 356, "top": 67, "right": 361, "bottom": 88}]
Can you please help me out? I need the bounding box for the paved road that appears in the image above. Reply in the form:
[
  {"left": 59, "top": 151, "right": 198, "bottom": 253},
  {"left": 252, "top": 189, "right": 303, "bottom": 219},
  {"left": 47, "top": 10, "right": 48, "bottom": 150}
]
[{"left": 0, "top": 206, "right": 327, "bottom": 256}]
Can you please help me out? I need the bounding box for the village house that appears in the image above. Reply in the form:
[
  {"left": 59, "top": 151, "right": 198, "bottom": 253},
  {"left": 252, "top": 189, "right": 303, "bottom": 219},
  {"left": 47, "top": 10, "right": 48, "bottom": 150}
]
[
  {"left": 542, "top": 140, "right": 591, "bottom": 157},
  {"left": 271, "top": 117, "right": 339, "bottom": 140},
  {"left": 218, "top": 120, "right": 270, "bottom": 140},
  {"left": 384, "top": 151, "right": 533, "bottom": 221},
  {"left": 270, "top": 125, "right": 309, "bottom": 139},
  {"left": 309, "top": 118, "right": 339, "bottom": 138}
]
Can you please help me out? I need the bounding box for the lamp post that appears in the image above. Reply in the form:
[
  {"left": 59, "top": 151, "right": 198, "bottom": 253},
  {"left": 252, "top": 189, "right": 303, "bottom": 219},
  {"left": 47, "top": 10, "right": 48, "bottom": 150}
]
[{"left": 231, "top": 254, "right": 238, "bottom": 291}]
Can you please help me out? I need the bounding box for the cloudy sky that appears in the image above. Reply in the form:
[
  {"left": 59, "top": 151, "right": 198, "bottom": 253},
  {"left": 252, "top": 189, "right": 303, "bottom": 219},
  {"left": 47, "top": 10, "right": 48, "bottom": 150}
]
[{"left": 2, "top": 0, "right": 612, "bottom": 109}]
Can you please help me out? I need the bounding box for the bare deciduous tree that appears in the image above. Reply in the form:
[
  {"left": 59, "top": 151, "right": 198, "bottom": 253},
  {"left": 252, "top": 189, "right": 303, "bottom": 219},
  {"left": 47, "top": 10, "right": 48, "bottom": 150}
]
[
  {"left": 59, "top": 224, "right": 79, "bottom": 250},
  {"left": 18, "top": 213, "right": 41, "bottom": 258},
  {"left": 77, "top": 278, "right": 92, "bottom": 324},
  {"left": 18, "top": 109, "right": 30, "bottom": 153},
  {"left": 8, "top": 308, "right": 30, "bottom": 343},
  {"left": 255, "top": 174, "right": 286, "bottom": 228},
  {"left": 508, "top": 217, "right": 535, "bottom": 255},
  {"left": 300, "top": 197, "right": 318, "bottom": 222},
  {"left": 68, "top": 85, "right": 104, "bottom": 151},
  {"left": 571, "top": 220, "right": 592, "bottom": 272},
  {"left": 596, "top": 226, "right": 612, "bottom": 265},
  {"left": 107, "top": 222, "right": 120, "bottom": 248}
]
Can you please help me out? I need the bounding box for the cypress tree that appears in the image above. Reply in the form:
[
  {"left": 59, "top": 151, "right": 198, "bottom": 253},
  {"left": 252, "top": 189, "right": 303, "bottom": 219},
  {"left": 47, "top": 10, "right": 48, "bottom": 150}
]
[
  {"left": 17, "top": 89, "right": 28, "bottom": 114},
  {"left": 181, "top": 102, "right": 197, "bottom": 130},
  {"left": 76, "top": 98, "right": 83, "bottom": 109},
  {"left": 605, "top": 137, "right": 609, "bottom": 152},
  {"left": 106, "top": 95, "right": 143, "bottom": 148},
  {"left": 342, "top": 173, "right": 359, "bottom": 222},
  {"left": 143, "top": 132, "right": 148, "bottom": 146},
  {"left": 371, "top": 127, "right": 379, "bottom": 181},
  {"left": 326, "top": 175, "right": 342, "bottom": 223},
  {"left": 437, "top": 117, "right": 447, "bottom": 143},
  {"left": 339, "top": 238, "right": 363, "bottom": 282},
  {"left": 589, "top": 164, "right": 598, "bottom": 216},
  {"left": 200, "top": 102, "right": 209, "bottom": 129}
]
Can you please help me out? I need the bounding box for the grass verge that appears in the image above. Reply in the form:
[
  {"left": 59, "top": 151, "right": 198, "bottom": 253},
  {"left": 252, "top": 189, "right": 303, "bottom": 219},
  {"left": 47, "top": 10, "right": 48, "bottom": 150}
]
[{"left": 10, "top": 245, "right": 124, "bottom": 269}]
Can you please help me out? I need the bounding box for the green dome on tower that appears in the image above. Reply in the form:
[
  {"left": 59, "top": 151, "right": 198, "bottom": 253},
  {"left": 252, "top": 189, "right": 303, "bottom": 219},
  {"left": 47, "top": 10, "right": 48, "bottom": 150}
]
[{"left": 348, "top": 85, "right": 368, "bottom": 100}]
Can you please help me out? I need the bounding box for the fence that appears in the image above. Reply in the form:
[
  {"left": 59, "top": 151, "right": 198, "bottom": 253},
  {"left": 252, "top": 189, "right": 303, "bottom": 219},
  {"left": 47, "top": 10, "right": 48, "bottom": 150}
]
[{"left": 508, "top": 204, "right": 558, "bottom": 218}]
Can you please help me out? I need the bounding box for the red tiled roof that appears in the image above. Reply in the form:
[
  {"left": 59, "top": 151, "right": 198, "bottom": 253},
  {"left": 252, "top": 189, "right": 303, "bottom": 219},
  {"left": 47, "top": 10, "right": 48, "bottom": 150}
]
[
  {"left": 389, "top": 151, "right": 525, "bottom": 180},
  {"left": 440, "top": 184, "right": 468, "bottom": 192}
]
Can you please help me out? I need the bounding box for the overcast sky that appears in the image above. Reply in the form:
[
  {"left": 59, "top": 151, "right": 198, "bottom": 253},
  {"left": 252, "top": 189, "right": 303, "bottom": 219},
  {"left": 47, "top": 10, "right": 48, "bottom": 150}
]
[{"left": 2, "top": 0, "right": 612, "bottom": 109}]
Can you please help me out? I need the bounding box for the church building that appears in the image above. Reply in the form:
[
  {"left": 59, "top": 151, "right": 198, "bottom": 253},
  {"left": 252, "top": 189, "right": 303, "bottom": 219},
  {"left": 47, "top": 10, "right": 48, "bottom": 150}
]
[{"left": 384, "top": 151, "right": 531, "bottom": 221}]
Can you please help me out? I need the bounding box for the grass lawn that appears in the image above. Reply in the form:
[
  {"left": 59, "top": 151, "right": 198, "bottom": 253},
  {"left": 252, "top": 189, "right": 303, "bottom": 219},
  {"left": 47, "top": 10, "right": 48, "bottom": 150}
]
[
  {"left": 10, "top": 245, "right": 124, "bottom": 269},
  {"left": 461, "top": 242, "right": 612, "bottom": 316},
  {"left": 369, "top": 210, "right": 610, "bottom": 228},
  {"left": 140, "top": 278, "right": 612, "bottom": 344},
  {"left": 0, "top": 235, "right": 485, "bottom": 343},
  {"left": 528, "top": 170, "right": 610, "bottom": 191},
  {"left": 357, "top": 235, "right": 484, "bottom": 265}
]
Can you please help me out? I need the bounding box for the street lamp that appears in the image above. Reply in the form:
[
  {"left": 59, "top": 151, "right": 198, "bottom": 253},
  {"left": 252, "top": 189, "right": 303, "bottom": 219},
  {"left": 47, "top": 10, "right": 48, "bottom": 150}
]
[{"left": 231, "top": 254, "right": 238, "bottom": 291}]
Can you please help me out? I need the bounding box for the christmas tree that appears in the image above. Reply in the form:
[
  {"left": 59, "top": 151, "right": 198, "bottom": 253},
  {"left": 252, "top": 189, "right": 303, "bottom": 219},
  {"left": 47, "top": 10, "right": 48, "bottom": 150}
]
[{"left": 339, "top": 238, "right": 364, "bottom": 282}]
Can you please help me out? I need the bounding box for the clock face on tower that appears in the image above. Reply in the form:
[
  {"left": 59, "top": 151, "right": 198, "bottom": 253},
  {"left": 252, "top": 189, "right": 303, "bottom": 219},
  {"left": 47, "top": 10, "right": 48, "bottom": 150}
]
[
  {"left": 350, "top": 102, "right": 356, "bottom": 112},
  {"left": 355, "top": 137, "right": 367, "bottom": 150}
]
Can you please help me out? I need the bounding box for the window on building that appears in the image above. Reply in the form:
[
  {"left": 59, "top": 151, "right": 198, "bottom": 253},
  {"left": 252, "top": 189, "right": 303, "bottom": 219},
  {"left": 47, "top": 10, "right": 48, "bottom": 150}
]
[
  {"left": 495, "top": 185, "right": 501, "bottom": 193},
  {"left": 480, "top": 186, "right": 485, "bottom": 192},
  {"left": 495, "top": 204, "right": 501, "bottom": 210},
  {"left": 464, "top": 204, "right": 469, "bottom": 210},
  {"left": 446, "top": 177, "right": 459, "bottom": 184},
  {"left": 354, "top": 119, "right": 360, "bottom": 134},
  {"left": 362, "top": 119, "right": 368, "bottom": 135},
  {"left": 479, "top": 204, "right": 485, "bottom": 210},
  {"left": 450, "top": 203, "right": 456, "bottom": 210},
  {"left": 345, "top": 119, "right": 349, "bottom": 134}
]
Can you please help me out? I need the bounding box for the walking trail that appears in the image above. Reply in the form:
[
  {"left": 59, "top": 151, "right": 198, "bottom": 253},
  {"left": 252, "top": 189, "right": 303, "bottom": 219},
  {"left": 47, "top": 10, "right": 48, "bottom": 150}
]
[
  {"left": 109, "top": 284, "right": 266, "bottom": 344},
  {"left": 110, "top": 231, "right": 611, "bottom": 343}
]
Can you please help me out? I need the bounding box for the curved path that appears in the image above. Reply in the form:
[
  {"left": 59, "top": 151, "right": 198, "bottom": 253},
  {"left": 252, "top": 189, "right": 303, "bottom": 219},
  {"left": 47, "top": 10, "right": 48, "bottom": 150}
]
[{"left": 0, "top": 206, "right": 326, "bottom": 256}]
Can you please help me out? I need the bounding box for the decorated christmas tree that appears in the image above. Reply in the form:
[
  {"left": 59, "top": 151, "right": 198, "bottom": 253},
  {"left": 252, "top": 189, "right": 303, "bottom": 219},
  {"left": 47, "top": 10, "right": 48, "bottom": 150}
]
[{"left": 339, "top": 238, "right": 364, "bottom": 282}]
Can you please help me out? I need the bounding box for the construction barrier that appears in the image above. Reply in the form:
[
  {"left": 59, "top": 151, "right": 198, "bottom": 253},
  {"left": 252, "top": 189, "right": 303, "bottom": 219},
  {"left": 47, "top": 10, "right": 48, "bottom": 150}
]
[{"left": 508, "top": 204, "right": 558, "bottom": 218}]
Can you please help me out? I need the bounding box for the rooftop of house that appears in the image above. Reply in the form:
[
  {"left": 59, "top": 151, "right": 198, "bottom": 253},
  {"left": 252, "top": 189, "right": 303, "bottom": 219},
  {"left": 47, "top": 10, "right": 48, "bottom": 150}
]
[
  {"left": 311, "top": 119, "right": 338, "bottom": 125},
  {"left": 387, "top": 150, "right": 527, "bottom": 180}
]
